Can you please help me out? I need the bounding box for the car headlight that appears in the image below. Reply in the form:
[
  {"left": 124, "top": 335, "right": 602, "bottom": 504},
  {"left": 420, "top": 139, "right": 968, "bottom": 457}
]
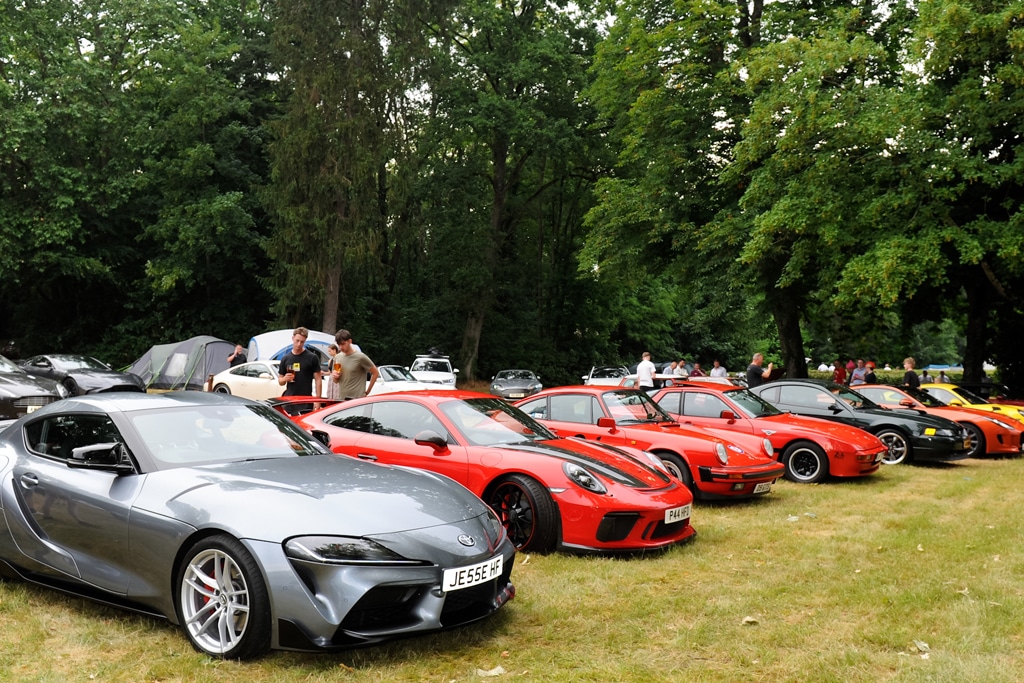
[
  {"left": 715, "top": 442, "right": 729, "bottom": 465},
  {"left": 762, "top": 438, "right": 774, "bottom": 458},
  {"left": 981, "top": 416, "right": 1014, "bottom": 430},
  {"left": 443, "top": 378, "right": 456, "bottom": 384},
  {"left": 485, "top": 507, "right": 506, "bottom": 544},
  {"left": 284, "top": 536, "right": 425, "bottom": 565},
  {"left": 924, "top": 427, "right": 956, "bottom": 437},
  {"left": 638, "top": 450, "right": 672, "bottom": 475},
  {"left": 55, "top": 383, "right": 70, "bottom": 398},
  {"left": 563, "top": 461, "right": 607, "bottom": 494}
]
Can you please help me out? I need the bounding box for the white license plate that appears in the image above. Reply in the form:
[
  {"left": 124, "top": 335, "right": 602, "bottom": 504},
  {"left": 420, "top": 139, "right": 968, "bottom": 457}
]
[
  {"left": 874, "top": 451, "right": 885, "bottom": 463},
  {"left": 753, "top": 481, "right": 772, "bottom": 494},
  {"left": 665, "top": 504, "right": 691, "bottom": 524},
  {"left": 26, "top": 406, "right": 39, "bottom": 414},
  {"left": 443, "top": 555, "right": 503, "bottom": 592},
  {"left": 509, "top": 393, "right": 525, "bottom": 398}
]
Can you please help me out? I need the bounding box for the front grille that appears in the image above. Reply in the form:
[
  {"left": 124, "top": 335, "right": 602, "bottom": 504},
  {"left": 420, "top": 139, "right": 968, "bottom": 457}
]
[
  {"left": 596, "top": 512, "right": 640, "bottom": 542},
  {"left": 12, "top": 396, "right": 58, "bottom": 417},
  {"left": 339, "top": 585, "right": 427, "bottom": 631},
  {"left": 647, "top": 518, "right": 689, "bottom": 540}
]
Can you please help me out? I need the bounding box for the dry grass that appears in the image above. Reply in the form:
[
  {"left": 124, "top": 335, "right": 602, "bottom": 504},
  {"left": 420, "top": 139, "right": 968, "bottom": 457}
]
[{"left": 4, "top": 458, "right": 1024, "bottom": 682}]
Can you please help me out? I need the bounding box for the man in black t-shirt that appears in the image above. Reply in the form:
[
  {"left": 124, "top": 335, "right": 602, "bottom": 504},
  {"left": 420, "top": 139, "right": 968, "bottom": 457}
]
[
  {"left": 746, "top": 352, "right": 773, "bottom": 388},
  {"left": 277, "top": 327, "right": 322, "bottom": 397},
  {"left": 228, "top": 344, "right": 248, "bottom": 367}
]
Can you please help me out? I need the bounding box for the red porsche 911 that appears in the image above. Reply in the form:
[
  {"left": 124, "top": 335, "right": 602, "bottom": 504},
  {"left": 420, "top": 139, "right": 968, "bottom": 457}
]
[
  {"left": 514, "top": 387, "right": 785, "bottom": 500},
  {"left": 651, "top": 383, "right": 888, "bottom": 483},
  {"left": 294, "top": 391, "right": 696, "bottom": 554}
]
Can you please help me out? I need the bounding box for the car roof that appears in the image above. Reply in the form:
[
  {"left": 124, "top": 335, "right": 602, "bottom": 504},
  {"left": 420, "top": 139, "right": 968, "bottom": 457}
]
[{"left": 33, "top": 391, "right": 254, "bottom": 416}]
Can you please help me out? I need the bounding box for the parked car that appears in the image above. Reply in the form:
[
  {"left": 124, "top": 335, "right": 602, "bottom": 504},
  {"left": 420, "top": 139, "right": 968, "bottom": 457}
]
[
  {"left": 514, "top": 386, "right": 785, "bottom": 500},
  {"left": 0, "top": 354, "right": 68, "bottom": 424},
  {"left": 651, "top": 383, "right": 887, "bottom": 483},
  {"left": 372, "top": 364, "right": 451, "bottom": 395},
  {"left": 858, "top": 384, "right": 1023, "bottom": 458},
  {"left": 747, "top": 379, "right": 970, "bottom": 465},
  {"left": 0, "top": 392, "right": 515, "bottom": 659},
  {"left": 294, "top": 390, "right": 696, "bottom": 553},
  {"left": 207, "top": 360, "right": 285, "bottom": 400},
  {"left": 19, "top": 354, "right": 145, "bottom": 396},
  {"left": 954, "top": 382, "right": 1024, "bottom": 407},
  {"left": 919, "top": 383, "right": 1024, "bottom": 425},
  {"left": 408, "top": 354, "right": 459, "bottom": 386},
  {"left": 490, "top": 369, "right": 543, "bottom": 399},
  {"left": 581, "top": 366, "right": 629, "bottom": 386}
]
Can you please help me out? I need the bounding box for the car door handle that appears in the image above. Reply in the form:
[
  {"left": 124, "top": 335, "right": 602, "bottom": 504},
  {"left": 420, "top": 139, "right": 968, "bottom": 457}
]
[
  {"left": 356, "top": 453, "right": 377, "bottom": 461},
  {"left": 19, "top": 473, "right": 39, "bottom": 488}
]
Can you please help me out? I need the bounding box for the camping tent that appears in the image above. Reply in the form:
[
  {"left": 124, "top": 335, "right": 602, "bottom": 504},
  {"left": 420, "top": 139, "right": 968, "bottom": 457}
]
[
  {"left": 127, "top": 336, "right": 235, "bottom": 390},
  {"left": 247, "top": 329, "right": 339, "bottom": 367}
]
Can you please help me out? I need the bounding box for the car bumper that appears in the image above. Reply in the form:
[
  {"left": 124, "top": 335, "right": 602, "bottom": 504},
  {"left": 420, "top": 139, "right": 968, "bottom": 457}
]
[
  {"left": 551, "top": 486, "right": 697, "bottom": 552},
  {"left": 695, "top": 462, "right": 786, "bottom": 499},
  {"left": 491, "top": 388, "right": 540, "bottom": 400},
  {"left": 828, "top": 447, "right": 887, "bottom": 477},
  {"left": 909, "top": 435, "right": 972, "bottom": 462}
]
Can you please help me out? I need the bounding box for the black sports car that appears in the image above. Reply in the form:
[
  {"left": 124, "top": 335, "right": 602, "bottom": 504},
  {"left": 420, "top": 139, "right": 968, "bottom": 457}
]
[
  {"left": 0, "top": 354, "right": 67, "bottom": 423},
  {"left": 747, "top": 379, "right": 971, "bottom": 465},
  {"left": 19, "top": 354, "right": 145, "bottom": 396}
]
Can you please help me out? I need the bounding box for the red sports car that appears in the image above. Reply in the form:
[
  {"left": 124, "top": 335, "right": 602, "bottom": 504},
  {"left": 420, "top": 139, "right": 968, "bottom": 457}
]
[
  {"left": 294, "top": 391, "right": 696, "bottom": 554},
  {"left": 856, "top": 385, "right": 1023, "bottom": 459},
  {"left": 651, "top": 383, "right": 887, "bottom": 483},
  {"left": 514, "top": 387, "right": 785, "bottom": 500}
]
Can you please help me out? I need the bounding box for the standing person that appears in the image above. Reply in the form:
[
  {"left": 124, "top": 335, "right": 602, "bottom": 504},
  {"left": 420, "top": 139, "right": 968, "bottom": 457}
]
[
  {"left": 278, "top": 327, "right": 322, "bottom": 397},
  {"left": 832, "top": 360, "right": 847, "bottom": 385},
  {"left": 674, "top": 359, "right": 688, "bottom": 377},
  {"left": 864, "top": 362, "right": 878, "bottom": 384},
  {"left": 938, "top": 370, "right": 948, "bottom": 383},
  {"left": 903, "top": 357, "right": 920, "bottom": 389},
  {"left": 636, "top": 352, "right": 657, "bottom": 391},
  {"left": 849, "top": 359, "right": 868, "bottom": 386},
  {"left": 663, "top": 360, "right": 677, "bottom": 375},
  {"left": 710, "top": 360, "right": 728, "bottom": 377},
  {"left": 921, "top": 369, "right": 934, "bottom": 384},
  {"left": 325, "top": 343, "right": 341, "bottom": 400},
  {"left": 228, "top": 344, "right": 247, "bottom": 368},
  {"left": 690, "top": 362, "right": 706, "bottom": 377},
  {"left": 332, "top": 329, "right": 379, "bottom": 399},
  {"left": 746, "top": 353, "right": 773, "bottom": 388}
]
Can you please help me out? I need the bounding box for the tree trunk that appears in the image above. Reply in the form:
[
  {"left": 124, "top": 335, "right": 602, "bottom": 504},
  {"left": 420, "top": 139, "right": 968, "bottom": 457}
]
[
  {"left": 961, "top": 269, "right": 990, "bottom": 383},
  {"left": 769, "top": 286, "right": 808, "bottom": 378},
  {"left": 459, "top": 309, "right": 485, "bottom": 381}
]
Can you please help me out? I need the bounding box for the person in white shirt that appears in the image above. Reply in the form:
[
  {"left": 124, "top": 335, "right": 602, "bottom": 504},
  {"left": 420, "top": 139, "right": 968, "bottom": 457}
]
[
  {"left": 817, "top": 361, "right": 831, "bottom": 372},
  {"left": 710, "top": 360, "right": 728, "bottom": 377},
  {"left": 636, "top": 352, "right": 657, "bottom": 390}
]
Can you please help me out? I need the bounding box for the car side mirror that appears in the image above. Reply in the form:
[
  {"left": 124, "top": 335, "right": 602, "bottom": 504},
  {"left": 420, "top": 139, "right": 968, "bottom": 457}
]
[
  {"left": 829, "top": 402, "right": 844, "bottom": 413},
  {"left": 68, "top": 442, "right": 134, "bottom": 474},
  {"left": 258, "top": 372, "right": 272, "bottom": 380},
  {"left": 596, "top": 416, "right": 618, "bottom": 431},
  {"left": 414, "top": 430, "right": 450, "bottom": 453},
  {"left": 899, "top": 398, "right": 914, "bottom": 407},
  {"left": 311, "top": 430, "right": 331, "bottom": 448},
  {"left": 719, "top": 410, "right": 736, "bottom": 421}
]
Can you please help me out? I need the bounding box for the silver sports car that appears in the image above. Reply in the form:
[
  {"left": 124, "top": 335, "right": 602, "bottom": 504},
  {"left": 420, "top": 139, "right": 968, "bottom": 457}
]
[{"left": 0, "top": 392, "right": 515, "bottom": 659}]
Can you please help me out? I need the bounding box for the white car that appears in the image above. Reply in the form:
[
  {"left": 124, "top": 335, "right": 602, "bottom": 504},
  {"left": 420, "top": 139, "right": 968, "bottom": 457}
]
[
  {"left": 408, "top": 355, "right": 459, "bottom": 387},
  {"left": 581, "top": 366, "right": 629, "bottom": 386},
  {"left": 208, "top": 360, "right": 286, "bottom": 400},
  {"left": 370, "top": 365, "right": 451, "bottom": 395}
]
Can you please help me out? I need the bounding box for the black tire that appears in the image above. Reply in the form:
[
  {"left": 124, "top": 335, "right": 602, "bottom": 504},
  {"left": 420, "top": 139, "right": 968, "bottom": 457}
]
[
  {"left": 655, "top": 451, "right": 697, "bottom": 497},
  {"left": 176, "top": 535, "right": 271, "bottom": 660},
  {"left": 487, "top": 474, "right": 558, "bottom": 552},
  {"left": 62, "top": 377, "right": 79, "bottom": 396},
  {"left": 213, "top": 383, "right": 232, "bottom": 395},
  {"left": 782, "top": 441, "right": 829, "bottom": 484},
  {"left": 877, "top": 428, "right": 913, "bottom": 465},
  {"left": 961, "top": 422, "right": 986, "bottom": 458}
]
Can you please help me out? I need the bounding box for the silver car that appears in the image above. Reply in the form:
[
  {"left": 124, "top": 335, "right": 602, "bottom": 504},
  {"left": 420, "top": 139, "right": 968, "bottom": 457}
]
[{"left": 0, "top": 392, "right": 515, "bottom": 659}]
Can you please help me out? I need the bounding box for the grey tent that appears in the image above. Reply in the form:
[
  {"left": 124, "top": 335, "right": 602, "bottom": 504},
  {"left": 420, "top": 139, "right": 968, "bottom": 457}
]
[{"left": 127, "top": 336, "right": 235, "bottom": 390}]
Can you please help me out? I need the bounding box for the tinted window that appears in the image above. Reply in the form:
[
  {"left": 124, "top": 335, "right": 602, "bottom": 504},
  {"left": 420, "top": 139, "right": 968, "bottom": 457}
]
[
  {"left": 368, "top": 401, "right": 448, "bottom": 440},
  {"left": 25, "top": 414, "right": 122, "bottom": 460}
]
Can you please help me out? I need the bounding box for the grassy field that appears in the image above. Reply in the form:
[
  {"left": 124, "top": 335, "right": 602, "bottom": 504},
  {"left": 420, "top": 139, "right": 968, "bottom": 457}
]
[{"left": 3, "top": 454, "right": 1024, "bottom": 682}]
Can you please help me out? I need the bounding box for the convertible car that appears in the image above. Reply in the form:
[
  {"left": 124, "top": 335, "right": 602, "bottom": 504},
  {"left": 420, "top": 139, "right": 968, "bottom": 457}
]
[
  {"left": 294, "top": 390, "right": 697, "bottom": 554},
  {"left": 0, "top": 392, "right": 515, "bottom": 659},
  {"left": 514, "top": 386, "right": 785, "bottom": 500},
  {"left": 748, "top": 379, "right": 970, "bottom": 465},
  {"left": 857, "top": 384, "right": 1023, "bottom": 458},
  {"left": 651, "top": 383, "right": 887, "bottom": 483}
]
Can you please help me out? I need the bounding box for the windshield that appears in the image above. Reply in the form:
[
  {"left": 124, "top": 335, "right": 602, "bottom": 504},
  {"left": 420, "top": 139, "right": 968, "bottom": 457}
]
[
  {"left": 380, "top": 365, "right": 417, "bottom": 382},
  {"left": 951, "top": 386, "right": 989, "bottom": 404},
  {"left": 0, "top": 355, "right": 26, "bottom": 374},
  {"left": 128, "top": 403, "right": 330, "bottom": 468},
  {"left": 51, "top": 355, "right": 110, "bottom": 371},
  {"left": 601, "top": 390, "right": 675, "bottom": 424},
  {"left": 827, "top": 385, "right": 879, "bottom": 409},
  {"left": 592, "top": 367, "right": 627, "bottom": 379},
  {"left": 496, "top": 370, "right": 535, "bottom": 381},
  {"left": 724, "top": 388, "right": 782, "bottom": 418},
  {"left": 439, "top": 397, "right": 556, "bottom": 446},
  {"left": 411, "top": 359, "right": 451, "bottom": 373}
]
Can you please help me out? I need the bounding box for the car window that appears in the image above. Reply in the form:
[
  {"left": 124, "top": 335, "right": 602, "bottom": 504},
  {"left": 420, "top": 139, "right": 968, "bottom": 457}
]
[
  {"left": 324, "top": 404, "right": 374, "bottom": 432},
  {"left": 778, "top": 385, "right": 833, "bottom": 409},
  {"left": 25, "top": 414, "right": 123, "bottom": 461},
  {"left": 922, "top": 387, "right": 957, "bottom": 404},
  {"left": 517, "top": 397, "right": 547, "bottom": 419},
  {"left": 438, "top": 397, "right": 552, "bottom": 445},
  {"left": 549, "top": 394, "right": 596, "bottom": 423},
  {"left": 681, "top": 392, "right": 730, "bottom": 418},
  {"left": 245, "top": 363, "right": 273, "bottom": 378},
  {"left": 655, "top": 392, "right": 681, "bottom": 414},
  {"left": 368, "top": 401, "right": 449, "bottom": 440}
]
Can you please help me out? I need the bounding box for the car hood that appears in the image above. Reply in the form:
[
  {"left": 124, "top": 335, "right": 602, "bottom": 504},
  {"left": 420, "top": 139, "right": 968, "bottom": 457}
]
[
  {"left": 375, "top": 380, "right": 451, "bottom": 393},
  {"left": 135, "top": 454, "right": 490, "bottom": 541},
  {"left": 498, "top": 438, "right": 673, "bottom": 488},
  {"left": 69, "top": 368, "right": 143, "bottom": 389},
  {"left": 854, "top": 405, "right": 961, "bottom": 429},
  {"left": 621, "top": 421, "right": 776, "bottom": 464},
  {"left": 756, "top": 413, "right": 885, "bottom": 449},
  {"left": 409, "top": 371, "right": 455, "bottom": 383},
  {"left": 0, "top": 372, "right": 60, "bottom": 398}
]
